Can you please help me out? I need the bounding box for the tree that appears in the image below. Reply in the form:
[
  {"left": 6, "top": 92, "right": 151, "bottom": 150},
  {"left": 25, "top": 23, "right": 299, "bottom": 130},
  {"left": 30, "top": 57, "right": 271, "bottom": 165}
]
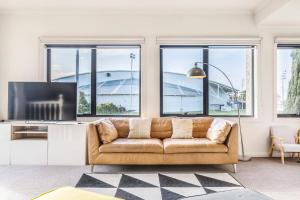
[
  {"left": 286, "top": 49, "right": 300, "bottom": 113},
  {"left": 96, "top": 103, "right": 127, "bottom": 114},
  {"left": 78, "top": 91, "right": 90, "bottom": 114}
]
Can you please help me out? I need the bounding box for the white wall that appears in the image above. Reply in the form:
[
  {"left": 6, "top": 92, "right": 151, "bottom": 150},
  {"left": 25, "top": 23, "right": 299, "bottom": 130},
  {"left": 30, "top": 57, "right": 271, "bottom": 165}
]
[{"left": 1, "top": 13, "right": 300, "bottom": 156}]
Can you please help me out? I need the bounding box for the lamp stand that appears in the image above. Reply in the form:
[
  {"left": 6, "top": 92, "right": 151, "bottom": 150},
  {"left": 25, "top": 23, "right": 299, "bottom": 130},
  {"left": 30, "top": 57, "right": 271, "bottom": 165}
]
[
  {"left": 236, "top": 104, "right": 252, "bottom": 162},
  {"left": 192, "top": 62, "right": 252, "bottom": 162}
]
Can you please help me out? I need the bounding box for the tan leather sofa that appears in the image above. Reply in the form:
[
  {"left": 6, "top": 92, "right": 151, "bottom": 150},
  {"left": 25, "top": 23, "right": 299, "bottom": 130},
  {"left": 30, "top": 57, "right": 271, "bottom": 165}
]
[{"left": 88, "top": 117, "right": 238, "bottom": 172}]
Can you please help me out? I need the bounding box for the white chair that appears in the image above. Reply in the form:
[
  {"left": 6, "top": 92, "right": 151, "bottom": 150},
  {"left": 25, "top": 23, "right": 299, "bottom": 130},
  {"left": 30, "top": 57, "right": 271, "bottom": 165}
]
[{"left": 270, "top": 126, "right": 300, "bottom": 164}]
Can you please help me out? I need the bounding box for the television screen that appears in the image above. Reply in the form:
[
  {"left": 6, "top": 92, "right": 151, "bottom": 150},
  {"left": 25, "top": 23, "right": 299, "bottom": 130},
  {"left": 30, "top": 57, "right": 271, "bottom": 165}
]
[{"left": 8, "top": 82, "right": 77, "bottom": 121}]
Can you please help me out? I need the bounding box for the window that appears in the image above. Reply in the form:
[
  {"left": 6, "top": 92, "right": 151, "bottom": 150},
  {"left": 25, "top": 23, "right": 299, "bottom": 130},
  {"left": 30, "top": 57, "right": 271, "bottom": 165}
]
[
  {"left": 160, "top": 45, "right": 255, "bottom": 116},
  {"left": 161, "top": 47, "right": 204, "bottom": 115},
  {"left": 277, "top": 44, "right": 300, "bottom": 117},
  {"left": 47, "top": 45, "right": 141, "bottom": 116},
  {"left": 96, "top": 47, "right": 140, "bottom": 115}
]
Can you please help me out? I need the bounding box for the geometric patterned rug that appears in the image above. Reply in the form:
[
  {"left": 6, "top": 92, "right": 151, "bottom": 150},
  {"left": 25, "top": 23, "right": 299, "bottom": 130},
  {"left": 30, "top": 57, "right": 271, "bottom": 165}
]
[{"left": 75, "top": 173, "right": 243, "bottom": 200}]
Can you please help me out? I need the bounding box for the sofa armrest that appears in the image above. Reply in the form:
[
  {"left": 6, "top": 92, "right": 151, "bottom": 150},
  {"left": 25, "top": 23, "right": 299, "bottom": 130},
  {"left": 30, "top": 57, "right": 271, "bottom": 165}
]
[
  {"left": 226, "top": 123, "right": 238, "bottom": 162},
  {"left": 87, "top": 123, "right": 101, "bottom": 164}
]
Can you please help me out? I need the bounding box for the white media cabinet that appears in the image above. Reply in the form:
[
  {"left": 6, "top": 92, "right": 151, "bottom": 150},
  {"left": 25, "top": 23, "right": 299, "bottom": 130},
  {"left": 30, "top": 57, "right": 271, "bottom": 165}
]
[{"left": 0, "top": 122, "right": 87, "bottom": 166}]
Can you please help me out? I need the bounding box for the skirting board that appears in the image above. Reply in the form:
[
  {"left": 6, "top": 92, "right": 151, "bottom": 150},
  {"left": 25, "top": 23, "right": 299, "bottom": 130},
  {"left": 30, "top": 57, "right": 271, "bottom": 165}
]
[{"left": 243, "top": 152, "right": 298, "bottom": 157}]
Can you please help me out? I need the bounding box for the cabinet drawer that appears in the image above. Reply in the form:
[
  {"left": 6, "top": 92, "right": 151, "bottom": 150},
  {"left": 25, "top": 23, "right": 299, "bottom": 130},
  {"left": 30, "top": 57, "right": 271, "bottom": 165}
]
[{"left": 11, "top": 140, "right": 47, "bottom": 165}]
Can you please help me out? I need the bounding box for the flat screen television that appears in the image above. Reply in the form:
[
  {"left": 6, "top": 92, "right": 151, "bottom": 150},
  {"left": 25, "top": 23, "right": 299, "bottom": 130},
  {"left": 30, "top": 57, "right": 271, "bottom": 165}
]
[{"left": 8, "top": 82, "right": 77, "bottom": 121}]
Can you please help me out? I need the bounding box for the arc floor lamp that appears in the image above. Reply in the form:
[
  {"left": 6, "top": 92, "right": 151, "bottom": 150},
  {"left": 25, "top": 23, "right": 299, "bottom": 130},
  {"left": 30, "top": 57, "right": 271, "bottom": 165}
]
[{"left": 187, "top": 62, "right": 251, "bottom": 161}]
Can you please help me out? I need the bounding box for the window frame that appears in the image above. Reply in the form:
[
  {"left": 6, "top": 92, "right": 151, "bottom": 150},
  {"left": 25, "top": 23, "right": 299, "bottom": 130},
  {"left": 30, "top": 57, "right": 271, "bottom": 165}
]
[
  {"left": 46, "top": 44, "right": 142, "bottom": 117},
  {"left": 160, "top": 45, "right": 255, "bottom": 117},
  {"left": 276, "top": 44, "right": 300, "bottom": 118}
]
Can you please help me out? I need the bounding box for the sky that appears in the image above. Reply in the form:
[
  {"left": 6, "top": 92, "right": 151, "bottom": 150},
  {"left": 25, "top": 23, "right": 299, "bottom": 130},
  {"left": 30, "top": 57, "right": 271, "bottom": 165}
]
[
  {"left": 51, "top": 47, "right": 140, "bottom": 80},
  {"left": 277, "top": 49, "right": 293, "bottom": 104}
]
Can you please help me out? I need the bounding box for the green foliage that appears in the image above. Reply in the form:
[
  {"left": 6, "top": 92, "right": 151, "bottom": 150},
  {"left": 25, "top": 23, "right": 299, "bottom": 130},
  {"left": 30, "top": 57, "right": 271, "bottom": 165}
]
[
  {"left": 78, "top": 91, "right": 90, "bottom": 114},
  {"left": 96, "top": 103, "right": 127, "bottom": 114},
  {"left": 286, "top": 50, "right": 300, "bottom": 113},
  {"left": 78, "top": 91, "right": 127, "bottom": 115}
]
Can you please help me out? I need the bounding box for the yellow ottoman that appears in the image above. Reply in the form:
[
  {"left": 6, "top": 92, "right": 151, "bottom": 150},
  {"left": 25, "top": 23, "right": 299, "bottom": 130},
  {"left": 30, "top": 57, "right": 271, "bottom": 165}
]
[{"left": 33, "top": 187, "right": 121, "bottom": 200}]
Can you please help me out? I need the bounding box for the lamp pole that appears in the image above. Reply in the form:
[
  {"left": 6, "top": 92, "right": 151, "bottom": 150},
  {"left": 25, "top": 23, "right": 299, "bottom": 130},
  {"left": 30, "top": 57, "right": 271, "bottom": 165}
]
[{"left": 193, "top": 62, "right": 251, "bottom": 161}]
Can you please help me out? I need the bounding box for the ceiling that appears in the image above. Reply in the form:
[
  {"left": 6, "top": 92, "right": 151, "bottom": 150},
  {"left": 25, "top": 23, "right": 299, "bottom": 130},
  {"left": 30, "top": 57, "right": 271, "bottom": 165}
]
[
  {"left": 256, "top": 0, "right": 300, "bottom": 25},
  {"left": 0, "top": 0, "right": 299, "bottom": 26},
  {"left": 0, "top": 0, "right": 267, "bottom": 13}
]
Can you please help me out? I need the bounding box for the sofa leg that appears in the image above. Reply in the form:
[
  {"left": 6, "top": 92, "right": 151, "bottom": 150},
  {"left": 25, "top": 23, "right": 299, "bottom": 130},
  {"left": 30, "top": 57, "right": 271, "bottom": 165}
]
[
  {"left": 233, "top": 164, "right": 237, "bottom": 173},
  {"left": 91, "top": 165, "right": 95, "bottom": 173}
]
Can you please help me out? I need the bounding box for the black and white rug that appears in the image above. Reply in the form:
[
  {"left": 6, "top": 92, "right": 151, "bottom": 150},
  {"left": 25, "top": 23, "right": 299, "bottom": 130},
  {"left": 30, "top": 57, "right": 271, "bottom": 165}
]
[{"left": 75, "top": 172, "right": 243, "bottom": 200}]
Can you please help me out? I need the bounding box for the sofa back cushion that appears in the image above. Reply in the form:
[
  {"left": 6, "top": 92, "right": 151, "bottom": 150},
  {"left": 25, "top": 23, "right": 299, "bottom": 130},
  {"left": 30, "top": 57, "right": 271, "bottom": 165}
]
[
  {"left": 110, "top": 118, "right": 130, "bottom": 138},
  {"left": 151, "top": 118, "right": 172, "bottom": 139},
  {"left": 109, "top": 117, "right": 214, "bottom": 139},
  {"left": 192, "top": 117, "right": 214, "bottom": 138}
]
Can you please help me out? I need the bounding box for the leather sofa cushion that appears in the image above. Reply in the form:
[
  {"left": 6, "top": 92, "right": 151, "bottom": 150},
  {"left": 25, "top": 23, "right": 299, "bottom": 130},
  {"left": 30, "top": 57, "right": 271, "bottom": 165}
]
[
  {"left": 110, "top": 118, "right": 129, "bottom": 138},
  {"left": 99, "top": 138, "right": 163, "bottom": 153},
  {"left": 151, "top": 117, "right": 172, "bottom": 139},
  {"left": 163, "top": 138, "right": 228, "bottom": 153},
  {"left": 109, "top": 117, "right": 214, "bottom": 139},
  {"left": 192, "top": 117, "right": 214, "bottom": 138}
]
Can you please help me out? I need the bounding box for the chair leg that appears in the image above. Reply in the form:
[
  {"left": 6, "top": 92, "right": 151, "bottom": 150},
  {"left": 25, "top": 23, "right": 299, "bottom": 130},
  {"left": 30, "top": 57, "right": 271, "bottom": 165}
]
[
  {"left": 91, "top": 165, "right": 95, "bottom": 173},
  {"left": 233, "top": 164, "right": 237, "bottom": 173},
  {"left": 280, "top": 149, "right": 285, "bottom": 164},
  {"left": 269, "top": 146, "right": 273, "bottom": 157}
]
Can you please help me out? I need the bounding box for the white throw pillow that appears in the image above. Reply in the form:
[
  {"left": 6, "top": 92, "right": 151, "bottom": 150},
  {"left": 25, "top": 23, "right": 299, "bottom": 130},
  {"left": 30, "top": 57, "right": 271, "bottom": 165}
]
[
  {"left": 207, "top": 119, "right": 231, "bottom": 143},
  {"left": 128, "top": 118, "right": 152, "bottom": 139},
  {"left": 171, "top": 118, "right": 193, "bottom": 139}
]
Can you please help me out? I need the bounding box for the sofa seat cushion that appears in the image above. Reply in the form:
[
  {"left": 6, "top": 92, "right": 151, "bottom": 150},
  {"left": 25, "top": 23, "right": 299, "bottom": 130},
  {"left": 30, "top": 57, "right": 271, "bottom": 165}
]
[
  {"left": 99, "top": 138, "right": 163, "bottom": 153},
  {"left": 163, "top": 138, "right": 228, "bottom": 153}
]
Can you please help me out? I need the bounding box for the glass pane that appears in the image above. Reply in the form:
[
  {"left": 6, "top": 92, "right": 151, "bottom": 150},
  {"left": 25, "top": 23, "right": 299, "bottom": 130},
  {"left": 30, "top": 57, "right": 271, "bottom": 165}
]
[
  {"left": 162, "top": 47, "right": 203, "bottom": 115},
  {"left": 51, "top": 48, "right": 92, "bottom": 115},
  {"left": 208, "top": 46, "right": 254, "bottom": 116},
  {"left": 77, "top": 49, "right": 92, "bottom": 115},
  {"left": 96, "top": 46, "right": 140, "bottom": 115},
  {"left": 277, "top": 47, "right": 300, "bottom": 115},
  {"left": 51, "top": 48, "right": 77, "bottom": 82}
]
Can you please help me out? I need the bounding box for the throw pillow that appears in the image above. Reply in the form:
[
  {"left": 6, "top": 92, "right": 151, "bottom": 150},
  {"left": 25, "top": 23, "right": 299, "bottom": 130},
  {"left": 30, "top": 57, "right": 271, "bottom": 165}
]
[
  {"left": 171, "top": 118, "right": 193, "bottom": 139},
  {"left": 97, "top": 119, "right": 118, "bottom": 144},
  {"left": 128, "top": 118, "right": 152, "bottom": 139},
  {"left": 207, "top": 119, "right": 231, "bottom": 143}
]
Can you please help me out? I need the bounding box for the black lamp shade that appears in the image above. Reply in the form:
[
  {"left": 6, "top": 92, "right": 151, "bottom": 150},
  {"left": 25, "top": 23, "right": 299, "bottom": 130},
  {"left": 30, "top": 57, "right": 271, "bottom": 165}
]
[{"left": 187, "top": 67, "right": 206, "bottom": 78}]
